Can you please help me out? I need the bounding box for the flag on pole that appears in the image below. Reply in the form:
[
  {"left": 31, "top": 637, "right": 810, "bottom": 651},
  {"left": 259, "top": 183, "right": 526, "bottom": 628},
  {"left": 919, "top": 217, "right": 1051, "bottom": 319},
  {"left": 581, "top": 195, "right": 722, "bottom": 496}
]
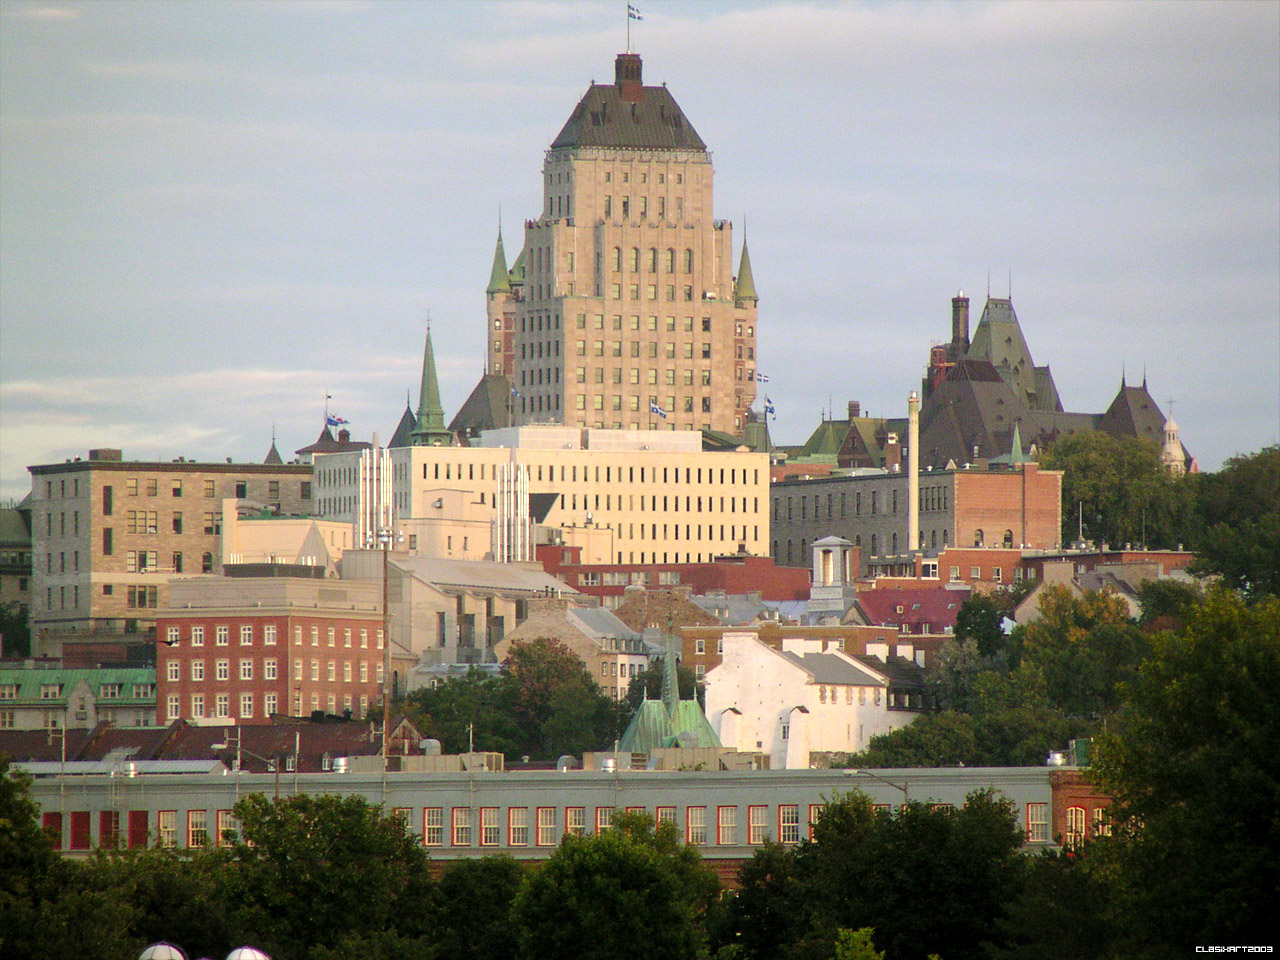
[
  {"left": 628, "top": 4, "right": 643, "bottom": 20},
  {"left": 649, "top": 400, "right": 667, "bottom": 418},
  {"left": 756, "top": 372, "right": 770, "bottom": 383},
  {"left": 325, "top": 415, "right": 349, "bottom": 427},
  {"left": 511, "top": 387, "right": 521, "bottom": 397},
  {"left": 764, "top": 396, "right": 776, "bottom": 420}
]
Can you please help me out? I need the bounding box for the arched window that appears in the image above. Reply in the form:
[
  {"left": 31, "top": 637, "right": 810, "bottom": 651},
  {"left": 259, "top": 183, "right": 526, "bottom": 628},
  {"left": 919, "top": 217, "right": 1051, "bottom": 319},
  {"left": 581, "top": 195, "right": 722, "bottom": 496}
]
[
  {"left": 1065, "top": 807, "right": 1087, "bottom": 847},
  {"left": 1003, "top": 529, "right": 1014, "bottom": 547},
  {"left": 974, "top": 529, "right": 984, "bottom": 547},
  {"left": 666, "top": 248, "right": 676, "bottom": 273},
  {"left": 684, "top": 248, "right": 694, "bottom": 273},
  {"left": 648, "top": 248, "right": 658, "bottom": 272},
  {"left": 611, "top": 247, "right": 621, "bottom": 272},
  {"left": 870, "top": 534, "right": 878, "bottom": 556},
  {"left": 201, "top": 552, "right": 213, "bottom": 574},
  {"left": 630, "top": 247, "right": 640, "bottom": 272}
]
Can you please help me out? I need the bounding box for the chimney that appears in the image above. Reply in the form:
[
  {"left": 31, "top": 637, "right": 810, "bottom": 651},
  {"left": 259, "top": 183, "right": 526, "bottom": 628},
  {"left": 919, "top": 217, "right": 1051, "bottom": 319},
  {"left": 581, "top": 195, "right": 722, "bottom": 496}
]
[
  {"left": 615, "top": 53, "right": 643, "bottom": 102},
  {"left": 951, "top": 290, "right": 970, "bottom": 357},
  {"left": 338, "top": 428, "right": 350, "bottom": 444},
  {"left": 847, "top": 401, "right": 861, "bottom": 419}
]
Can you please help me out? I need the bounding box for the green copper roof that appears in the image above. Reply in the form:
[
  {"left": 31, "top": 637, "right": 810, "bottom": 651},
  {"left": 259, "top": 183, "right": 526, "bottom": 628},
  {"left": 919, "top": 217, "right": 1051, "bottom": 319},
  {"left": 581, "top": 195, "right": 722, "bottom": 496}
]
[
  {"left": 487, "top": 229, "right": 511, "bottom": 295},
  {"left": 734, "top": 239, "right": 758, "bottom": 303},
  {"left": 667, "top": 699, "right": 721, "bottom": 749},
  {"left": 509, "top": 247, "right": 526, "bottom": 286},
  {"left": 410, "top": 330, "right": 453, "bottom": 446},
  {"left": 619, "top": 697, "right": 674, "bottom": 753}
]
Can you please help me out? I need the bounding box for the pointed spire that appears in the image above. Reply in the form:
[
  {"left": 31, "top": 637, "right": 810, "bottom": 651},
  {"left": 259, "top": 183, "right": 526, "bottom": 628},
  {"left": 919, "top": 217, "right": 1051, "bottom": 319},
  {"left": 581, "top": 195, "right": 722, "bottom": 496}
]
[
  {"left": 410, "top": 326, "right": 453, "bottom": 446},
  {"left": 661, "top": 624, "right": 680, "bottom": 717},
  {"left": 1009, "top": 422, "right": 1025, "bottom": 463},
  {"left": 264, "top": 426, "right": 283, "bottom": 465},
  {"left": 486, "top": 223, "right": 511, "bottom": 295},
  {"left": 734, "top": 234, "right": 758, "bottom": 304}
]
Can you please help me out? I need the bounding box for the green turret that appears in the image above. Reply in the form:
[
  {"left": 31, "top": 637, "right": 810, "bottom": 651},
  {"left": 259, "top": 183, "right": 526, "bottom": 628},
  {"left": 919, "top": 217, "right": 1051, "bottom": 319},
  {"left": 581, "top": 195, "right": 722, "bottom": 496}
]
[
  {"left": 410, "top": 329, "right": 454, "bottom": 447},
  {"left": 734, "top": 237, "right": 758, "bottom": 305},
  {"left": 487, "top": 228, "right": 511, "bottom": 295}
]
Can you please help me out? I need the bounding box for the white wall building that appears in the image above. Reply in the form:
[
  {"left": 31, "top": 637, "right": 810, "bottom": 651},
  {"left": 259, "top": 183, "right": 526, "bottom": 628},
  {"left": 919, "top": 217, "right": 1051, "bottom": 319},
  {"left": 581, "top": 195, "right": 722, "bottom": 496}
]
[{"left": 705, "top": 634, "right": 923, "bottom": 769}]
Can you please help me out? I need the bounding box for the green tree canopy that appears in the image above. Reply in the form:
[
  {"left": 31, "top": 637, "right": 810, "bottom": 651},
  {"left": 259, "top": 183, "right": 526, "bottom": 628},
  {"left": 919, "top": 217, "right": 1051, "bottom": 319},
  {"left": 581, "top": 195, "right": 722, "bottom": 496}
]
[
  {"left": 1042, "top": 432, "right": 1197, "bottom": 549},
  {"left": 1091, "top": 589, "right": 1280, "bottom": 954},
  {"left": 503, "top": 637, "right": 624, "bottom": 760},
  {"left": 512, "top": 810, "right": 720, "bottom": 960},
  {"left": 1191, "top": 445, "right": 1280, "bottom": 598}
]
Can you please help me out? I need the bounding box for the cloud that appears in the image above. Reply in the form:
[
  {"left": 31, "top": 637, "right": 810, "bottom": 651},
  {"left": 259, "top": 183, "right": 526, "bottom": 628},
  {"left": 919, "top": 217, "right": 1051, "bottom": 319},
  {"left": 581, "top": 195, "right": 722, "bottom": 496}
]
[{"left": 5, "top": 5, "right": 79, "bottom": 21}]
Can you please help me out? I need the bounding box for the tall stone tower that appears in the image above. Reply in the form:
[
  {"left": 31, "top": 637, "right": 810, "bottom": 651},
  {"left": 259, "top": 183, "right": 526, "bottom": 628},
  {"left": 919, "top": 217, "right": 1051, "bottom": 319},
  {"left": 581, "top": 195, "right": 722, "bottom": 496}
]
[{"left": 506, "top": 52, "right": 759, "bottom": 435}]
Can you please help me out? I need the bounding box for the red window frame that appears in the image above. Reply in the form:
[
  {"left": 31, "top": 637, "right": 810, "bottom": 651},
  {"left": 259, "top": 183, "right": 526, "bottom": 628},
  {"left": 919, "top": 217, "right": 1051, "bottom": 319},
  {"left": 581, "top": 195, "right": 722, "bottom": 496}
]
[
  {"left": 422, "top": 807, "right": 443, "bottom": 846},
  {"left": 451, "top": 807, "right": 472, "bottom": 847},
  {"left": 656, "top": 805, "right": 676, "bottom": 828},
  {"left": 42, "top": 812, "right": 62, "bottom": 850},
  {"left": 565, "top": 806, "right": 585, "bottom": 837},
  {"left": 215, "top": 809, "right": 235, "bottom": 846},
  {"left": 808, "top": 803, "right": 824, "bottom": 840},
  {"left": 127, "top": 810, "right": 148, "bottom": 849},
  {"left": 685, "top": 805, "right": 707, "bottom": 845},
  {"left": 99, "top": 810, "right": 120, "bottom": 849},
  {"left": 595, "top": 806, "right": 613, "bottom": 834},
  {"left": 536, "top": 806, "right": 557, "bottom": 847},
  {"left": 716, "top": 805, "right": 737, "bottom": 845},
  {"left": 747, "top": 804, "right": 769, "bottom": 844},
  {"left": 70, "top": 810, "right": 91, "bottom": 850},
  {"left": 480, "top": 807, "right": 500, "bottom": 846},
  {"left": 507, "top": 807, "right": 528, "bottom": 847},
  {"left": 778, "top": 804, "right": 800, "bottom": 845}
]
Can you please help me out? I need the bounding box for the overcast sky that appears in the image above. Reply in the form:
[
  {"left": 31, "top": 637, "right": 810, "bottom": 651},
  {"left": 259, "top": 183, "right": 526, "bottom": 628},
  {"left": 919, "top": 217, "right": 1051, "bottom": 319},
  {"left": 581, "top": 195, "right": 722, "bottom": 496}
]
[{"left": 2, "top": 0, "right": 1277, "bottom": 502}]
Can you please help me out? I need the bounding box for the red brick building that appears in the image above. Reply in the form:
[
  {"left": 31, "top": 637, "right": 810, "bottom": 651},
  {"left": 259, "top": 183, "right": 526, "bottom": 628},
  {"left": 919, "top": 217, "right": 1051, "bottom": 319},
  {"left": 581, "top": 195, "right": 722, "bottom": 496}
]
[
  {"left": 155, "top": 576, "right": 413, "bottom": 725},
  {"left": 537, "top": 544, "right": 810, "bottom": 605},
  {"left": 1049, "top": 768, "right": 1113, "bottom": 848}
]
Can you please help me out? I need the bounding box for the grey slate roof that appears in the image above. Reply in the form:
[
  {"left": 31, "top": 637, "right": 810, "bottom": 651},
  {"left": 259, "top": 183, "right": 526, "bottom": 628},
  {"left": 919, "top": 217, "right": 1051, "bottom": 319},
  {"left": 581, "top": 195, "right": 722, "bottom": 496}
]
[
  {"left": 390, "top": 554, "right": 577, "bottom": 596},
  {"left": 777, "top": 651, "right": 885, "bottom": 686},
  {"left": 448, "top": 373, "right": 513, "bottom": 439},
  {"left": 570, "top": 605, "right": 641, "bottom": 642}
]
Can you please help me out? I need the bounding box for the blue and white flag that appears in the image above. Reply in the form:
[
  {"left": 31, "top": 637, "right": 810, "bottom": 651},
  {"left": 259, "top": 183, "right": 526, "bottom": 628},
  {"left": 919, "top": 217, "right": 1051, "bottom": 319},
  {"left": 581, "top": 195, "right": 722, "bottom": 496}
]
[
  {"left": 511, "top": 387, "right": 521, "bottom": 397},
  {"left": 756, "top": 372, "right": 770, "bottom": 383},
  {"left": 649, "top": 400, "right": 667, "bottom": 418},
  {"left": 628, "top": 4, "right": 643, "bottom": 20},
  {"left": 764, "top": 396, "right": 776, "bottom": 420},
  {"left": 325, "top": 415, "right": 349, "bottom": 427}
]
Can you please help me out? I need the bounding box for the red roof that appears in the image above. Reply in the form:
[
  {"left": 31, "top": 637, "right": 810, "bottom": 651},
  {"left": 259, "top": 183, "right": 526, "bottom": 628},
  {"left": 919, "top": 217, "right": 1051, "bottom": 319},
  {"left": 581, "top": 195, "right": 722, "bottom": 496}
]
[{"left": 853, "top": 585, "right": 970, "bottom": 635}]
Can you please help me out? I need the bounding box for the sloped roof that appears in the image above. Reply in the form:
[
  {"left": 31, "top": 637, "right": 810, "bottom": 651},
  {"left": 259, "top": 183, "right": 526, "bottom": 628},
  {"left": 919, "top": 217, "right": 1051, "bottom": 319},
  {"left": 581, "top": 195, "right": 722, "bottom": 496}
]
[
  {"left": 612, "top": 589, "right": 721, "bottom": 632},
  {"left": 448, "top": 373, "right": 513, "bottom": 438},
  {"left": 777, "top": 650, "right": 885, "bottom": 686},
  {"left": 295, "top": 425, "right": 372, "bottom": 457},
  {"left": 851, "top": 586, "right": 969, "bottom": 633},
  {"left": 389, "top": 403, "right": 417, "bottom": 449},
  {"left": 570, "top": 605, "right": 642, "bottom": 642},
  {"left": 390, "top": 554, "right": 577, "bottom": 596},
  {"left": 0, "top": 505, "right": 31, "bottom": 543},
  {"left": 1098, "top": 381, "right": 1167, "bottom": 445},
  {"left": 619, "top": 697, "right": 673, "bottom": 753},
  {"left": 551, "top": 57, "right": 707, "bottom": 152},
  {"left": 263, "top": 440, "right": 283, "bottom": 465}
]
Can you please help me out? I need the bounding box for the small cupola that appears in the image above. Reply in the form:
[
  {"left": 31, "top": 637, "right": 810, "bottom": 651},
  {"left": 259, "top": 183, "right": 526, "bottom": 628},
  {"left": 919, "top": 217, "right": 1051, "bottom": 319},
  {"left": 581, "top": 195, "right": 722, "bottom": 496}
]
[{"left": 615, "top": 53, "right": 643, "bottom": 101}]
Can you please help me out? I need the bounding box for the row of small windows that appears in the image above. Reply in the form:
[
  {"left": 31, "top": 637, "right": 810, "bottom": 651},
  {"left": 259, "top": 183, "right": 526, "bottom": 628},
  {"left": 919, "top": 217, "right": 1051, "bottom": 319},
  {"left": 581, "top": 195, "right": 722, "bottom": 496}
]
[
  {"left": 165, "top": 657, "right": 378, "bottom": 686},
  {"left": 601, "top": 246, "right": 696, "bottom": 275},
  {"left": 773, "top": 486, "right": 951, "bottom": 521}
]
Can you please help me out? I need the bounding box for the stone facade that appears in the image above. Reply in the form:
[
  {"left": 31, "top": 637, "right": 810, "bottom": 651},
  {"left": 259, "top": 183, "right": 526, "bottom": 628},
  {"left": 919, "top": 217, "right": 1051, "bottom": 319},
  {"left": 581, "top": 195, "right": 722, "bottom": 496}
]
[
  {"left": 489, "top": 53, "right": 759, "bottom": 436},
  {"left": 27, "top": 449, "right": 313, "bottom": 648}
]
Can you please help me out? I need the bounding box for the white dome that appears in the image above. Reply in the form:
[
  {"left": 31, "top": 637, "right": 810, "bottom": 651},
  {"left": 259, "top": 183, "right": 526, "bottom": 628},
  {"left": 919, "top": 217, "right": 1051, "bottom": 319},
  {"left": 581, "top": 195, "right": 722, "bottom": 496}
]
[
  {"left": 139, "top": 946, "right": 187, "bottom": 960},
  {"left": 226, "top": 949, "right": 272, "bottom": 960}
]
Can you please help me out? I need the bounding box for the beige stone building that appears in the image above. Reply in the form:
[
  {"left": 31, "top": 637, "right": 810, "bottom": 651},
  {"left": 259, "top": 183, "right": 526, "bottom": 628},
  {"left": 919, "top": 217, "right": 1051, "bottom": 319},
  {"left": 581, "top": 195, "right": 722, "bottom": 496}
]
[
  {"left": 486, "top": 52, "right": 760, "bottom": 436},
  {"left": 316, "top": 426, "right": 770, "bottom": 566},
  {"left": 27, "top": 448, "right": 313, "bottom": 650}
]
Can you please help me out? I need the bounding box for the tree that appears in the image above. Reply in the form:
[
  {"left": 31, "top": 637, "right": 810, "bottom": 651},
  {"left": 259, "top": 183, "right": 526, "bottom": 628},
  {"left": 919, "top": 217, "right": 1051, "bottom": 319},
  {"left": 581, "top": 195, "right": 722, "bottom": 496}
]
[
  {"left": 991, "top": 852, "right": 1117, "bottom": 960},
  {"left": 725, "top": 791, "right": 1024, "bottom": 960},
  {"left": 1133, "top": 577, "right": 1203, "bottom": 632},
  {"left": 228, "top": 794, "right": 436, "bottom": 960},
  {"left": 512, "top": 810, "right": 720, "bottom": 960},
  {"left": 624, "top": 659, "right": 702, "bottom": 712},
  {"left": 1191, "top": 446, "right": 1280, "bottom": 598},
  {"left": 1091, "top": 590, "right": 1280, "bottom": 954},
  {"left": 954, "top": 594, "right": 1007, "bottom": 658},
  {"left": 401, "top": 669, "right": 522, "bottom": 757},
  {"left": 1042, "top": 432, "right": 1197, "bottom": 549},
  {"left": 0, "top": 601, "right": 30, "bottom": 658},
  {"left": 429, "top": 857, "right": 525, "bottom": 960},
  {"left": 503, "top": 637, "right": 624, "bottom": 760}
]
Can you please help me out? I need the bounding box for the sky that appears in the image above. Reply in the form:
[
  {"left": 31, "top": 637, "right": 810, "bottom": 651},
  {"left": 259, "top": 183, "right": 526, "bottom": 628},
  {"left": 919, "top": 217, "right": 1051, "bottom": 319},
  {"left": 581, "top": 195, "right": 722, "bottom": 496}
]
[{"left": 1, "top": 0, "right": 1277, "bottom": 503}]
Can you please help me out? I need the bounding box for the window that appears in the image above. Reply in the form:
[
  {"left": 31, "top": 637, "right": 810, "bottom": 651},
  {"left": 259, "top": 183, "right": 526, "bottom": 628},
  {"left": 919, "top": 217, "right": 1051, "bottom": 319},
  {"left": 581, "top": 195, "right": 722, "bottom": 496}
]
[
  {"left": 191, "top": 660, "right": 204, "bottom": 682},
  {"left": 240, "top": 625, "right": 253, "bottom": 645},
  {"left": 536, "top": 807, "right": 556, "bottom": 846},
  {"left": 70, "top": 810, "right": 91, "bottom": 851},
  {"left": 480, "top": 807, "right": 500, "bottom": 846},
  {"left": 779, "top": 805, "right": 800, "bottom": 844},
  {"left": 748, "top": 805, "right": 768, "bottom": 844},
  {"left": 239, "top": 693, "right": 254, "bottom": 719},
  {"left": 595, "top": 807, "right": 613, "bottom": 834},
  {"left": 508, "top": 807, "right": 529, "bottom": 847},
  {"left": 215, "top": 694, "right": 229, "bottom": 718},
  {"left": 188, "top": 810, "right": 208, "bottom": 848},
  {"left": 216, "top": 626, "right": 229, "bottom": 646},
  {"left": 191, "top": 694, "right": 204, "bottom": 718},
  {"left": 264, "top": 624, "right": 277, "bottom": 645},
  {"left": 264, "top": 659, "right": 277, "bottom": 680},
  {"left": 1065, "top": 806, "right": 1087, "bottom": 847},
  {"left": 264, "top": 693, "right": 277, "bottom": 715},
  {"left": 717, "top": 806, "right": 737, "bottom": 845},
  {"left": 216, "top": 810, "right": 237, "bottom": 845},
  {"left": 451, "top": 808, "right": 472, "bottom": 846},
  {"left": 239, "top": 659, "right": 253, "bottom": 680},
  {"left": 167, "top": 661, "right": 181, "bottom": 682},
  {"left": 166, "top": 695, "right": 180, "bottom": 721},
  {"left": 99, "top": 810, "right": 120, "bottom": 849},
  {"left": 1092, "top": 807, "right": 1111, "bottom": 838},
  {"left": 215, "top": 660, "right": 229, "bottom": 681},
  {"left": 657, "top": 806, "right": 676, "bottom": 828},
  {"left": 566, "top": 807, "right": 585, "bottom": 837},
  {"left": 157, "top": 810, "right": 177, "bottom": 848},
  {"left": 1026, "top": 803, "right": 1048, "bottom": 842},
  {"left": 686, "top": 806, "right": 707, "bottom": 845},
  {"left": 423, "top": 808, "right": 443, "bottom": 846}
]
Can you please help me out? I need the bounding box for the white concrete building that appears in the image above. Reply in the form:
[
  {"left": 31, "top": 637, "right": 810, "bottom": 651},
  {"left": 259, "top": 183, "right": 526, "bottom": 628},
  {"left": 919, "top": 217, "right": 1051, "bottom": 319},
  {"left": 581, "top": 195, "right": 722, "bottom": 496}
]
[{"left": 705, "top": 634, "right": 923, "bottom": 769}]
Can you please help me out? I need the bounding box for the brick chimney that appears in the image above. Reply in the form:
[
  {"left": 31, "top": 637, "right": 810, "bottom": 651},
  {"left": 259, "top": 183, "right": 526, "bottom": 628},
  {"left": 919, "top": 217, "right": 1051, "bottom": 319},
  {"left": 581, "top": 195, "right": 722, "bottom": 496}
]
[{"left": 615, "top": 53, "right": 643, "bottom": 102}]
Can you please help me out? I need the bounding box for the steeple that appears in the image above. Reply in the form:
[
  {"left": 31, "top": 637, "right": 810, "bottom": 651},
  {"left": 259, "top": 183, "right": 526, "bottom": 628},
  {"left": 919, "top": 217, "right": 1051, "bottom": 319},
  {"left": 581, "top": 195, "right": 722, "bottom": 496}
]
[
  {"left": 734, "top": 236, "right": 758, "bottom": 305},
  {"left": 263, "top": 429, "right": 283, "bottom": 465},
  {"left": 486, "top": 226, "right": 511, "bottom": 295},
  {"left": 410, "top": 327, "right": 454, "bottom": 446},
  {"left": 661, "top": 628, "right": 680, "bottom": 717}
]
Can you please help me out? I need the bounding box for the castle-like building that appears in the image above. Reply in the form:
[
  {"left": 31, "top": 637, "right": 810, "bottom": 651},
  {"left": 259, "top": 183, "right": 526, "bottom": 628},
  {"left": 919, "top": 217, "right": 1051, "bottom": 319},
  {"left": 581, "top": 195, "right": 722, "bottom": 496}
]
[{"left": 481, "top": 52, "right": 759, "bottom": 437}]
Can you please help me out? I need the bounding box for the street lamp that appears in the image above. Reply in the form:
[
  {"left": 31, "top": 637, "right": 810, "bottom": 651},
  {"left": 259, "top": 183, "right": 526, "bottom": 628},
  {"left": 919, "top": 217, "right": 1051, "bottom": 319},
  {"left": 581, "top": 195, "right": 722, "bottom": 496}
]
[{"left": 844, "top": 768, "right": 911, "bottom": 805}]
